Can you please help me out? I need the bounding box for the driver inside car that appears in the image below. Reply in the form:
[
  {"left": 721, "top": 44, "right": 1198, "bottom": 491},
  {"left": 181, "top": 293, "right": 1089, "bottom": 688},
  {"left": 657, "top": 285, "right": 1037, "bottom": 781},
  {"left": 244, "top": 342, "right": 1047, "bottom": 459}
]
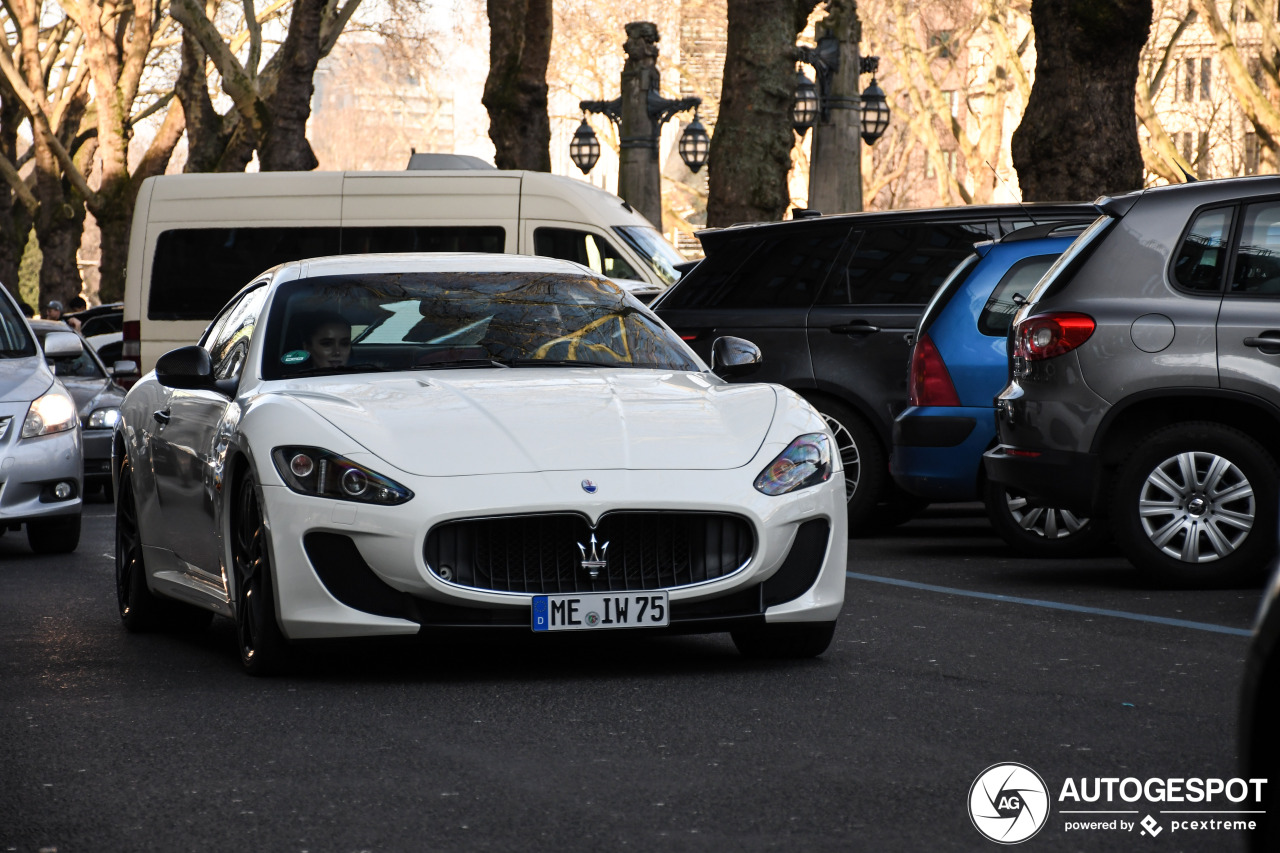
[{"left": 299, "top": 311, "right": 351, "bottom": 369}]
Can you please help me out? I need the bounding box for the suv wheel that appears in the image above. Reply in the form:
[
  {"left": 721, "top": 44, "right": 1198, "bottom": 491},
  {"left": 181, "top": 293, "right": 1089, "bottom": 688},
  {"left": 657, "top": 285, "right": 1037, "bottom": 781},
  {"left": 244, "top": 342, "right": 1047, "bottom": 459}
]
[
  {"left": 983, "top": 480, "right": 1105, "bottom": 557},
  {"left": 810, "top": 398, "right": 889, "bottom": 536},
  {"left": 1112, "top": 422, "right": 1277, "bottom": 587}
]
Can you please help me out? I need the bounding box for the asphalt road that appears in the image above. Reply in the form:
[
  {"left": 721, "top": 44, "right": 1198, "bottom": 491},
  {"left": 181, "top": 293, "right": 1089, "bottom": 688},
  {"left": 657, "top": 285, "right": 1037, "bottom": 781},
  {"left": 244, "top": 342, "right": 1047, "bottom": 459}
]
[{"left": 0, "top": 500, "right": 1264, "bottom": 852}]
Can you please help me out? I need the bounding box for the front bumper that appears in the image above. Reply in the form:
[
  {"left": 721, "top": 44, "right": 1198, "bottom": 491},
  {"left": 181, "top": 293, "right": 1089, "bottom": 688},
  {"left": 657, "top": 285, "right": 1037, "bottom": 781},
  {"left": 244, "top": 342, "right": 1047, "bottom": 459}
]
[
  {"left": 891, "top": 406, "right": 989, "bottom": 502},
  {"left": 257, "top": 466, "right": 849, "bottom": 641},
  {"left": 0, "top": 426, "right": 82, "bottom": 525},
  {"left": 982, "top": 444, "right": 1100, "bottom": 516},
  {"left": 82, "top": 427, "right": 113, "bottom": 486}
]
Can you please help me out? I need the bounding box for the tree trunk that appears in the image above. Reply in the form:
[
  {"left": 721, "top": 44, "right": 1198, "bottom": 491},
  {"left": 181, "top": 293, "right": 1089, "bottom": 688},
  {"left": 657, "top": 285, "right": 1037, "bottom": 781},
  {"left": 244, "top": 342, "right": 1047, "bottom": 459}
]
[
  {"left": 482, "top": 0, "right": 553, "bottom": 171},
  {"left": 258, "top": 0, "right": 323, "bottom": 171},
  {"left": 0, "top": 77, "right": 32, "bottom": 300},
  {"left": 1012, "top": 0, "right": 1151, "bottom": 201},
  {"left": 708, "top": 0, "right": 818, "bottom": 226}
]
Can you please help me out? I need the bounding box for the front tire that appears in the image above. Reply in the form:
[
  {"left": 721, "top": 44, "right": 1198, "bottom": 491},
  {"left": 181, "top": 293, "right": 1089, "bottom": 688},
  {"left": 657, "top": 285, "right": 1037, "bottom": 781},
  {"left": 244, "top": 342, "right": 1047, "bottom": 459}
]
[
  {"left": 232, "top": 473, "right": 291, "bottom": 676},
  {"left": 1111, "top": 422, "right": 1277, "bottom": 587},
  {"left": 731, "top": 620, "right": 837, "bottom": 659},
  {"left": 28, "top": 513, "right": 80, "bottom": 554},
  {"left": 983, "top": 479, "right": 1105, "bottom": 558}
]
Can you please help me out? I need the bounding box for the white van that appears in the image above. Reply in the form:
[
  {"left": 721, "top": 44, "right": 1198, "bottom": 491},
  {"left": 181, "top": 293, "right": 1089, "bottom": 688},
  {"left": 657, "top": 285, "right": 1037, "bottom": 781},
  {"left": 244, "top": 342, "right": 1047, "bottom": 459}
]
[{"left": 121, "top": 170, "right": 688, "bottom": 377}]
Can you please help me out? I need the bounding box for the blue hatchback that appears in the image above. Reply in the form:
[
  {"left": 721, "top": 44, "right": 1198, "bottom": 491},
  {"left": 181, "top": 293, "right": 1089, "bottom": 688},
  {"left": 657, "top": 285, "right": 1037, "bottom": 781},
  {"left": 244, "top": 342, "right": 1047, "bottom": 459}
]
[{"left": 891, "top": 223, "right": 1103, "bottom": 555}]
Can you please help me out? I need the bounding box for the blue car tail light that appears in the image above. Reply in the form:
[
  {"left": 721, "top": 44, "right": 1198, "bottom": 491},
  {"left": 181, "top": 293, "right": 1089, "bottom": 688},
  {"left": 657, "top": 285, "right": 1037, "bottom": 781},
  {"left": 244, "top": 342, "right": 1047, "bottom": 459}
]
[{"left": 908, "top": 333, "right": 960, "bottom": 407}]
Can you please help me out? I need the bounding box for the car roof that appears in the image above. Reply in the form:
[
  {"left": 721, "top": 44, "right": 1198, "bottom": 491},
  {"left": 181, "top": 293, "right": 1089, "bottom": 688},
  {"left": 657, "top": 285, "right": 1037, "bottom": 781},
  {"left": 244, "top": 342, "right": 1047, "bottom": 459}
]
[{"left": 285, "top": 252, "right": 595, "bottom": 280}]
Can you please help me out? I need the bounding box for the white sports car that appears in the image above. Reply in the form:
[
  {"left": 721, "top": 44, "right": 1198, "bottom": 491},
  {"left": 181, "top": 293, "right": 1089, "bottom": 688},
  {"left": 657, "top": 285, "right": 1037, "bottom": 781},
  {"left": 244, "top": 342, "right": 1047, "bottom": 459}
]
[{"left": 113, "top": 253, "right": 847, "bottom": 674}]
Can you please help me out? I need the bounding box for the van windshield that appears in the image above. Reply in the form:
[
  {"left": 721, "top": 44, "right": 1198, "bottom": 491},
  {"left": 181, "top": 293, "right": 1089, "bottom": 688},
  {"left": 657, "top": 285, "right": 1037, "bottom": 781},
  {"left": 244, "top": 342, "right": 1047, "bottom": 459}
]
[
  {"left": 261, "top": 271, "right": 702, "bottom": 379},
  {"left": 614, "top": 225, "right": 687, "bottom": 286}
]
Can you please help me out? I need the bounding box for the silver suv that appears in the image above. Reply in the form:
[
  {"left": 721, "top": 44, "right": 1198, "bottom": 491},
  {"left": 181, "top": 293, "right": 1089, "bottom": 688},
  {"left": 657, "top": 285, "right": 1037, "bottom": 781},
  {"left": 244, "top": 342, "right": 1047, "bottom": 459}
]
[{"left": 985, "top": 175, "right": 1280, "bottom": 586}]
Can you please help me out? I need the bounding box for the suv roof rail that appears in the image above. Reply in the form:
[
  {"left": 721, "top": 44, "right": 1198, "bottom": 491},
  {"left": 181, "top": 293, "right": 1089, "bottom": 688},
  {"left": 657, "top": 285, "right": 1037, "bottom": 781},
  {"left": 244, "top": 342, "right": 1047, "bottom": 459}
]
[{"left": 999, "top": 221, "right": 1091, "bottom": 243}]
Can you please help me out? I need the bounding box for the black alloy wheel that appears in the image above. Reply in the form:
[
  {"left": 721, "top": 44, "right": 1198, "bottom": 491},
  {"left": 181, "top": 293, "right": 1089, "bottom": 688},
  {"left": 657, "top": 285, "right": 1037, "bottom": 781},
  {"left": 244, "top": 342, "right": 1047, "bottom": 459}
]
[
  {"left": 232, "top": 473, "right": 291, "bottom": 675},
  {"left": 810, "top": 397, "right": 891, "bottom": 535}
]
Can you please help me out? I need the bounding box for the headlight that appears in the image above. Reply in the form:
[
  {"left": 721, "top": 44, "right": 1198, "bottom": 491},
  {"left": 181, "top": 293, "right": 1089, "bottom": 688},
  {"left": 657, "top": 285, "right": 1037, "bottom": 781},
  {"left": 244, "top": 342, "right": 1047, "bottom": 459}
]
[
  {"left": 22, "top": 388, "right": 78, "bottom": 438},
  {"left": 88, "top": 407, "right": 121, "bottom": 429},
  {"left": 753, "top": 433, "right": 832, "bottom": 496},
  {"left": 271, "top": 446, "right": 413, "bottom": 505}
]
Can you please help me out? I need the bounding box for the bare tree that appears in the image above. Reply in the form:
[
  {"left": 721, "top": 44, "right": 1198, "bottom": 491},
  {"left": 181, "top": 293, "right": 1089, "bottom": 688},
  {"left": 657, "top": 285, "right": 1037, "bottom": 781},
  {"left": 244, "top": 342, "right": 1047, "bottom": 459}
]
[
  {"left": 1012, "top": 0, "right": 1152, "bottom": 201},
  {"left": 482, "top": 0, "right": 552, "bottom": 171},
  {"left": 707, "top": 0, "right": 820, "bottom": 226},
  {"left": 0, "top": 73, "right": 35, "bottom": 299},
  {"left": 0, "top": 3, "right": 93, "bottom": 305},
  {"left": 171, "top": 0, "right": 363, "bottom": 172}
]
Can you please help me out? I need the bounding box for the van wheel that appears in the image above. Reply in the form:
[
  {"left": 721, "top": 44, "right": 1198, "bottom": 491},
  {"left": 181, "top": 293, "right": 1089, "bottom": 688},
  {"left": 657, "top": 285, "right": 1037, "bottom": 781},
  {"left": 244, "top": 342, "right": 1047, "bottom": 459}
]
[
  {"left": 1111, "top": 422, "right": 1276, "bottom": 587},
  {"left": 810, "top": 398, "right": 888, "bottom": 537},
  {"left": 982, "top": 479, "right": 1105, "bottom": 558}
]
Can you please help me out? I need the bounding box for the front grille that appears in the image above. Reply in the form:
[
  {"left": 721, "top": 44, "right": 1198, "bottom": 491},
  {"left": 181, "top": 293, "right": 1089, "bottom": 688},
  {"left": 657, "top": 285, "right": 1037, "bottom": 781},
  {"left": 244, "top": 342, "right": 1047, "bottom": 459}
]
[{"left": 424, "top": 512, "right": 755, "bottom": 594}]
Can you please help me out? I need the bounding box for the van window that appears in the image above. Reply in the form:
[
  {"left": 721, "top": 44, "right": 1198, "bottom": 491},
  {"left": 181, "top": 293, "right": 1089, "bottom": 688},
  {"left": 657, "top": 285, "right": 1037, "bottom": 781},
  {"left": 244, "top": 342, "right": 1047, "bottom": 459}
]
[
  {"left": 341, "top": 226, "right": 505, "bottom": 254},
  {"left": 818, "top": 223, "right": 993, "bottom": 306},
  {"left": 150, "top": 227, "right": 340, "bottom": 320},
  {"left": 533, "top": 227, "right": 641, "bottom": 281}
]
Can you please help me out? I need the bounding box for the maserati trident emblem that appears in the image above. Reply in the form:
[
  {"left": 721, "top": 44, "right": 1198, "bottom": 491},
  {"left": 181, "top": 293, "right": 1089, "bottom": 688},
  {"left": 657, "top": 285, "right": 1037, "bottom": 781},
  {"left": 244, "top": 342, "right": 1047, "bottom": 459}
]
[
  {"left": 577, "top": 533, "right": 609, "bottom": 579},
  {"left": 581, "top": 479, "right": 598, "bottom": 494}
]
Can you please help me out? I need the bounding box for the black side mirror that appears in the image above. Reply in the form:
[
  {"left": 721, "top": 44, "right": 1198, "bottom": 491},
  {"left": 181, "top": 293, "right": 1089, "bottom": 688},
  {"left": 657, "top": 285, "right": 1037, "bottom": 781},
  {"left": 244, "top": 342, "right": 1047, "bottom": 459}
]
[
  {"left": 155, "top": 346, "right": 218, "bottom": 391},
  {"left": 711, "top": 336, "right": 763, "bottom": 379}
]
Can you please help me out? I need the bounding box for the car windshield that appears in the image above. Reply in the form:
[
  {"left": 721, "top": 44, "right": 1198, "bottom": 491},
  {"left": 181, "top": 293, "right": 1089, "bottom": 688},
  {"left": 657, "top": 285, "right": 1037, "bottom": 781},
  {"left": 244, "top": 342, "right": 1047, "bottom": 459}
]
[
  {"left": 260, "top": 270, "right": 702, "bottom": 379},
  {"left": 613, "top": 225, "right": 686, "bottom": 286},
  {"left": 37, "top": 330, "right": 105, "bottom": 378}
]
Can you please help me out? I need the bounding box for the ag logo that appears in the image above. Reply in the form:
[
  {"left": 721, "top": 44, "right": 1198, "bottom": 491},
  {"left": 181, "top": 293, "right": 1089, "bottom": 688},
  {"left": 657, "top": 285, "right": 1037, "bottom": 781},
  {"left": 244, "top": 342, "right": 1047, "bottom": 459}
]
[{"left": 968, "top": 762, "right": 1050, "bottom": 844}]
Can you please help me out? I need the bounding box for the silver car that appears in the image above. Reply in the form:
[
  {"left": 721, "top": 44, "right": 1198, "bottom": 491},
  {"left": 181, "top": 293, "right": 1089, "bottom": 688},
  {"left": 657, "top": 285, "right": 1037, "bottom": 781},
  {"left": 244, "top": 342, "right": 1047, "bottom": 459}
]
[
  {"left": 29, "top": 319, "right": 125, "bottom": 497},
  {"left": 0, "top": 291, "right": 83, "bottom": 552}
]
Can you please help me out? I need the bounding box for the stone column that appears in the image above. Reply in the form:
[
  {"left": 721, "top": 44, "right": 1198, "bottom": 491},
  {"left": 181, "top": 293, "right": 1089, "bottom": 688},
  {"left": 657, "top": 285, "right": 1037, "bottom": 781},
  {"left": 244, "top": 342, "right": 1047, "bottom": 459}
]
[
  {"left": 618, "top": 22, "right": 664, "bottom": 229},
  {"left": 808, "top": 2, "right": 863, "bottom": 214}
]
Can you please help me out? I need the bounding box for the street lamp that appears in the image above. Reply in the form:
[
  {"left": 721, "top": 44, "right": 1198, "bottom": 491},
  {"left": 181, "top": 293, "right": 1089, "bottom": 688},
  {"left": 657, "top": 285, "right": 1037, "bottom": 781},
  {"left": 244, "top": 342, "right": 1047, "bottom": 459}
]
[
  {"left": 858, "top": 59, "right": 890, "bottom": 145},
  {"left": 792, "top": 71, "right": 820, "bottom": 135},
  {"left": 572, "top": 22, "right": 708, "bottom": 226},
  {"left": 570, "top": 116, "right": 601, "bottom": 174},
  {"left": 677, "top": 110, "right": 711, "bottom": 173}
]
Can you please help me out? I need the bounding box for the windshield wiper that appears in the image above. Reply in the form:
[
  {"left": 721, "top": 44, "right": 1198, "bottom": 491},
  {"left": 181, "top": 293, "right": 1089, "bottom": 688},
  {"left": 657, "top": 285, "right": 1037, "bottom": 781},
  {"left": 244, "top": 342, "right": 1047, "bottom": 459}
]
[
  {"left": 411, "top": 358, "right": 509, "bottom": 370},
  {"left": 503, "top": 358, "right": 614, "bottom": 368},
  {"left": 291, "top": 362, "right": 396, "bottom": 376}
]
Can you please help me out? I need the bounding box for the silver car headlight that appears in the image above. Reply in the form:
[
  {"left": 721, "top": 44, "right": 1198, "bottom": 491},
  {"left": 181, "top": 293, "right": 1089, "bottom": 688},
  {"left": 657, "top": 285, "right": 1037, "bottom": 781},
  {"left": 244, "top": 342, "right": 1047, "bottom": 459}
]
[
  {"left": 271, "top": 446, "right": 414, "bottom": 505},
  {"left": 754, "top": 433, "right": 833, "bottom": 496},
  {"left": 88, "top": 407, "right": 121, "bottom": 429},
  {"left": 22, "top": 387, "right": 78, "bottom": 438}
]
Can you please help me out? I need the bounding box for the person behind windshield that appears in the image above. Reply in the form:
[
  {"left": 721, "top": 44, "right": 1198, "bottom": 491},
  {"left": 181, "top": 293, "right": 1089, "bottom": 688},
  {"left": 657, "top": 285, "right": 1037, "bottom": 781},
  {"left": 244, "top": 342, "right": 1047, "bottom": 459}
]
[{"left": 299, "top": 311, "right": 351, "bottom": 368}]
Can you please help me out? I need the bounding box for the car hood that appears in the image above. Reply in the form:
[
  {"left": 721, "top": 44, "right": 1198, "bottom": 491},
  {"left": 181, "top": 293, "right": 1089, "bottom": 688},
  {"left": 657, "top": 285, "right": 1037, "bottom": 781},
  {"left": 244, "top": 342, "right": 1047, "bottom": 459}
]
[
  {"left": 59, "top": 376, "right": 124, "bottom": 419},
  {"left": 278, "top": 370, "right": 778, "bottom": 476},
  {"left": 0, "top": 356, "right": 53, "bottom": 403}
]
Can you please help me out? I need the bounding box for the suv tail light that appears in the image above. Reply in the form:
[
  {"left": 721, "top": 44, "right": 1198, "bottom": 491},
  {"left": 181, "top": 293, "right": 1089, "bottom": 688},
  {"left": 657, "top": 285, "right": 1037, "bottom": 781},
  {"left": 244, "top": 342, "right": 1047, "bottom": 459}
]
[
  {"left": 1013, "top": 312, "right": 1095, "bottom": 361},
  {"left": 908, "top": 333, "right": 960, "bottom": 406}
]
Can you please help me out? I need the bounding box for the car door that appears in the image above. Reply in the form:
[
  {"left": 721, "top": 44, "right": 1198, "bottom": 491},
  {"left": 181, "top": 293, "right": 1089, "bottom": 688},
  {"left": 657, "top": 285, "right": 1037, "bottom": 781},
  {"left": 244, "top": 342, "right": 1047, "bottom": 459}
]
[
  {"left": 806, "top": 221, "right": 998, "bottom": 441},
  {"left": 1218, "top": 198, "right": 1280, "bottom": 399},
  {"left": 150, "top": 285, "right": 266, "bottom": 574}
]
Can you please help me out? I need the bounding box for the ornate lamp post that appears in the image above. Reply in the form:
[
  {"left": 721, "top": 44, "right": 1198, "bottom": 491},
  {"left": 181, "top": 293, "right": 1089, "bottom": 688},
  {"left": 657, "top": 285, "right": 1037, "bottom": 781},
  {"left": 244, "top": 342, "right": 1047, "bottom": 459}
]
[
  {"left": 570, "top": 22, "right": 708, "bottom": 228},
  {"left": 793, "top": 9, "right": 892, "bottom": 213}
]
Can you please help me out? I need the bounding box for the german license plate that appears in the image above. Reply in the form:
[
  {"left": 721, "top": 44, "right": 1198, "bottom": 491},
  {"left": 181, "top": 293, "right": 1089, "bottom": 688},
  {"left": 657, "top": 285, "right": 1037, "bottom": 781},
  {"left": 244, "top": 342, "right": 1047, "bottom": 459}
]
[{"left": 531, "top": 591, "right": 669, "bottom": 632}]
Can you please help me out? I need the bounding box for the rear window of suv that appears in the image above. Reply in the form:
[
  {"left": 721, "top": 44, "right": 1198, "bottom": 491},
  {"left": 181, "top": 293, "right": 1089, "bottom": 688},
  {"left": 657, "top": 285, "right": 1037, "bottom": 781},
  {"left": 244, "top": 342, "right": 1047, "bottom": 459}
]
[{"left": 978, "top": 255, "right": 1058, "bottom": 336}]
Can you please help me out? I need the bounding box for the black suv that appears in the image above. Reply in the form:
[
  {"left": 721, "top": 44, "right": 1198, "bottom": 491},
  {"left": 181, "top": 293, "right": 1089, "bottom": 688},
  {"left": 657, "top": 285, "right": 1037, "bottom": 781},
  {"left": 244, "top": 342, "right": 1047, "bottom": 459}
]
[
  {"left": 985, "top": 175, "right": 1280, "bottom": 586},
  {"left": 653, "top": 204, "right": 1091, "bottom": 532}
]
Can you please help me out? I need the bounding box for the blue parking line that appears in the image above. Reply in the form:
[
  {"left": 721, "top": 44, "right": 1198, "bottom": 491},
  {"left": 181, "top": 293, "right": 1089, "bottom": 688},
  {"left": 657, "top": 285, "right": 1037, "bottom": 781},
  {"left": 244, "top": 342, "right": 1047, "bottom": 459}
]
[{"left": 845, "top": 571, "right": 1253, "bottom": 637}]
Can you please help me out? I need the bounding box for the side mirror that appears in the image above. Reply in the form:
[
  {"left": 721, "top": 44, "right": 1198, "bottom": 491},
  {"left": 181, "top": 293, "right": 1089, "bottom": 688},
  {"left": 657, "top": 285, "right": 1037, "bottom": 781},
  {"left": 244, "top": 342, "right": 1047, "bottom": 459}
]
[
  {"left": 111, "top": 360, "right": 138, "bottom": 380},
  {"left": 711, "top": 335, "right": 763, "bottom": 379},
  {"left": 42, "top": 331, "right": 83, "bottom": 359},
  {"left": 155, "top": 346, "right": 217, "bottom": 391}
]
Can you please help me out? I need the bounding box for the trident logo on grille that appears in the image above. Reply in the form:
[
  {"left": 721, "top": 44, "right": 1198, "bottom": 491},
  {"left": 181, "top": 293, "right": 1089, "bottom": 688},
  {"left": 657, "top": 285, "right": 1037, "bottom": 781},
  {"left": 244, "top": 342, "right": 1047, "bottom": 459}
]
[{"left": 577, "top": 533, "right": 609, "bottom": 579}]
